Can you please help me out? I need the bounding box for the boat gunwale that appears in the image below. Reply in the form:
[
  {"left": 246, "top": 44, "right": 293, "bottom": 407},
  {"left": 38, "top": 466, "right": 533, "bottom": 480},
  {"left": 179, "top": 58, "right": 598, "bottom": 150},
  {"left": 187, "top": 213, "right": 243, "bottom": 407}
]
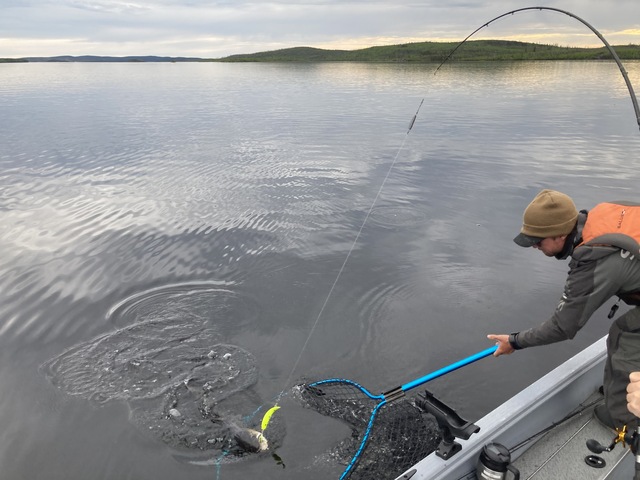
[{"left": 398, "top": 336, "right": 609, "bottom": 480}]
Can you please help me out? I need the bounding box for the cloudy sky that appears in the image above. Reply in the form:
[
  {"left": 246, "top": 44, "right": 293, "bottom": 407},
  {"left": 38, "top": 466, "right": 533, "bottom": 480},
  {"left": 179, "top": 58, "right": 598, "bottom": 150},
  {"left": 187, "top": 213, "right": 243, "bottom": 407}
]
[{"left": 2, "top": 0, "right": 640, "bottom": 58}]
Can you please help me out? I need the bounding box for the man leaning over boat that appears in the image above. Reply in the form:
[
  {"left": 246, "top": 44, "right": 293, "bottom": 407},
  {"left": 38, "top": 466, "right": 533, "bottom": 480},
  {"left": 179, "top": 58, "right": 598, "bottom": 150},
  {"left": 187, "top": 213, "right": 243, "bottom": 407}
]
[{"left": 488, "top": 189, "right": 640, "bottom": 431}]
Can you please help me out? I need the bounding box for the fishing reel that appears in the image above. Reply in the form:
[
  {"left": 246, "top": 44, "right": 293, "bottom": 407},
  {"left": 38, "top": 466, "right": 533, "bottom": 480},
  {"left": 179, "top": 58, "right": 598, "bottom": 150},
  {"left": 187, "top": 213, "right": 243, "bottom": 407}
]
[
  {"left": 587, "top": 424, "right": 636, "bottom": 454},
  {"left": 587, "top": 423, "right": 640, "bottom": 478}
]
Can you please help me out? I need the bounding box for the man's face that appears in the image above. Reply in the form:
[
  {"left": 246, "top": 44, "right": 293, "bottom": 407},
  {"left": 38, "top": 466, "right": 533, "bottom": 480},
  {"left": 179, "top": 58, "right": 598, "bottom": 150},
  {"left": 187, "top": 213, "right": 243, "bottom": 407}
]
[{"left": 533, "top": 236, "right": 567, "bottom": 257}]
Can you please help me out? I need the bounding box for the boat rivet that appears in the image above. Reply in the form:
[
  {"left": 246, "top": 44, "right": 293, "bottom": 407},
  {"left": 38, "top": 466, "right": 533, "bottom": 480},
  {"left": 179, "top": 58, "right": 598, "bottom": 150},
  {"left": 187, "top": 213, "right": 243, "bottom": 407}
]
[{"left": 585, "top": 455, "right": 606, "bottom": 468}]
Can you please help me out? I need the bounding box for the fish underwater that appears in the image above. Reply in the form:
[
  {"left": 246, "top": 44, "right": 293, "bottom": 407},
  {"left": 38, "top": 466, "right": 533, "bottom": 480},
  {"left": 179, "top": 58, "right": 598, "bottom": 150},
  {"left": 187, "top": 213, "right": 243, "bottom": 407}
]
[
  {"left": 140, "top": 369, "right": 278, "bottom": 459},
  {"left": 42, "top": 324, "right": 281, "bottom": 459},
  {"left": 218, "top": 417, "right": 269, "bottom": 454}
]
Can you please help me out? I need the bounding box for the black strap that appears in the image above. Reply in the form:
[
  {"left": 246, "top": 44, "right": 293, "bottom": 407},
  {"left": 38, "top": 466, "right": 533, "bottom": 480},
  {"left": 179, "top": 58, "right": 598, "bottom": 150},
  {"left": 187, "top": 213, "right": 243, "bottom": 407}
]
[{"left": 508, "top": 333, "right": 523, "bottom": 350}]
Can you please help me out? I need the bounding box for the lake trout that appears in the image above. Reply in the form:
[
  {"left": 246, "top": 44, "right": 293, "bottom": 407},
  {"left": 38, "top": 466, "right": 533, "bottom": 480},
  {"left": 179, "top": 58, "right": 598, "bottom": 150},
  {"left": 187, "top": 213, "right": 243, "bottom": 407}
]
[{"left": 226, "top": 421, "right": 269, "bottom": 453}]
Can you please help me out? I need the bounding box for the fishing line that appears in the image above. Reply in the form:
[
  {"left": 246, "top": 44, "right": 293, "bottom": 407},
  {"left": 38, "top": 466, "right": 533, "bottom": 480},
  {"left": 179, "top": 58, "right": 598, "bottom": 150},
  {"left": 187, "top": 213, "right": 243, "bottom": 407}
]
[
  {"left": 271, "top": 8, "right": 640, "bottom": 478},
  {"left": 261, "top": 0, "right": 640, "bottom": 454},
  {"left": 260, "top": 99, "right": 425, "bottom": 429}
]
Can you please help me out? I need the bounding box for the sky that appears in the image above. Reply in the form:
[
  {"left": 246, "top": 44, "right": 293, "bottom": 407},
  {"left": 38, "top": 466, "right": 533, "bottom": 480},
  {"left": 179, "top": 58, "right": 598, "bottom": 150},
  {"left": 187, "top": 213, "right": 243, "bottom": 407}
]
[{"left": 2, "top": 0, "right": 640, "bottom": 58}]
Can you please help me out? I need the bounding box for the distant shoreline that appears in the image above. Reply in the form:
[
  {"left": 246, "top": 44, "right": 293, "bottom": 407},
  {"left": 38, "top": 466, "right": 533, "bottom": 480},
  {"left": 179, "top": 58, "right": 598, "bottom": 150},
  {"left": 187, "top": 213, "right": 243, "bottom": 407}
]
[
  {"left": 2, "top": 40, "right": 639, "bottom": 64},
  {"left": 0, "top": 55, "right": 201, "bottom": 63}
]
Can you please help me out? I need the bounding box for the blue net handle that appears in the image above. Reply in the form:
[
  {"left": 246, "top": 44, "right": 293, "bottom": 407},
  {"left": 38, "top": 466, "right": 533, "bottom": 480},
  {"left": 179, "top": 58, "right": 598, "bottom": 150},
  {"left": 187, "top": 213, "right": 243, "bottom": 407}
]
[{"left": 401, "top": 345, "right": 497, "bottom": 393}]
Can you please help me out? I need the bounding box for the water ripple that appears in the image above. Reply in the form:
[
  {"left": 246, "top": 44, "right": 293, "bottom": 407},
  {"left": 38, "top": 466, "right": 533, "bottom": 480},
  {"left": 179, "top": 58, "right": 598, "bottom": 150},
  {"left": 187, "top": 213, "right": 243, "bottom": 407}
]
[{"left": 1, "top": 61, "right": 640, "bottom": 480}]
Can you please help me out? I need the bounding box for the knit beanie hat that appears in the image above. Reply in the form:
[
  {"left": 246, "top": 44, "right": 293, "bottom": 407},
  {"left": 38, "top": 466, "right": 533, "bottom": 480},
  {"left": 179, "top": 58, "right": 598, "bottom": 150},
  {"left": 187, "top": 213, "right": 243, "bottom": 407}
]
[{"left": 514, "top": 189, "right": 578, "bottom": 247}]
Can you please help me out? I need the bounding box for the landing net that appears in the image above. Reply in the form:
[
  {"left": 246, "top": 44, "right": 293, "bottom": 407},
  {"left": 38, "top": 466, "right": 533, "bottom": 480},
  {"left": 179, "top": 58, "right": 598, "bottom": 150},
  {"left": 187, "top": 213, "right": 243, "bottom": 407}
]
[{"left": 299, "top": 382, "right": 440, "bottom": 479}]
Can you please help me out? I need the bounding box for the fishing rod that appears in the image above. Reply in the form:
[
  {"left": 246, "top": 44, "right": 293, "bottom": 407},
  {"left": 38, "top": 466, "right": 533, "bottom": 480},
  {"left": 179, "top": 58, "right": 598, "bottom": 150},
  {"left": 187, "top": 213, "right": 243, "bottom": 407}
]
[
  {"left": 434, "top": 6, "right": 640, "bottom": 132},
  {"left": 258, "top": 8, "right": 640, "bottom": 475}
]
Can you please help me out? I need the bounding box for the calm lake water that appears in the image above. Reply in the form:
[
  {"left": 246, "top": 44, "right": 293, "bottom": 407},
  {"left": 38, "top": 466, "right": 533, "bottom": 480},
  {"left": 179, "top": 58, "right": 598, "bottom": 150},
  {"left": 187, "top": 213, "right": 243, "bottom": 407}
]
[{"left": 1, "top": 60, "right": 640, "bottom": 480}]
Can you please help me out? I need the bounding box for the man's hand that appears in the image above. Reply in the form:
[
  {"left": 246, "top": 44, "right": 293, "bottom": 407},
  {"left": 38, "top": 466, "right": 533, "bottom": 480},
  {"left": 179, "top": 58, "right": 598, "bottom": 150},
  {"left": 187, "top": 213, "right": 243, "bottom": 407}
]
[
  {"left": 487, "top": 334, "right": 515, "bottom": 356},
  {"left": 627, "top": 371, "right": 640, "bottom": 417}
]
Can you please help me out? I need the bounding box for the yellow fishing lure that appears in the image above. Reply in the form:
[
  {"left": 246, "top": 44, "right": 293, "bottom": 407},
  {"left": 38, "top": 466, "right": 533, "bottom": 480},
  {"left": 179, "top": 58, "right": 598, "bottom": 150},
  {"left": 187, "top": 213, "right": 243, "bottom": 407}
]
[{"left": 261, "top": 404, "right": 281, "bottom": 432}]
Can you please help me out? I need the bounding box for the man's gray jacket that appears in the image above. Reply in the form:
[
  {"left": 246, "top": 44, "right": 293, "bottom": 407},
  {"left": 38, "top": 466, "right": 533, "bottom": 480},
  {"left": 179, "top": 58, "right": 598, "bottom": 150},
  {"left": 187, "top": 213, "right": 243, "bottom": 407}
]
[{"left": 518, "top": 237, "right": 640, "bottom": 348}]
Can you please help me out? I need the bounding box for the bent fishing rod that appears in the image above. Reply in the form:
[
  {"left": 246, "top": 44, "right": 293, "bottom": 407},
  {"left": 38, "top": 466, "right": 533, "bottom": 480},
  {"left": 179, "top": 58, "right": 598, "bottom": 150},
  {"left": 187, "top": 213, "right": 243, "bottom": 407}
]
[
  {"left": 259, "top": 6, "right": 640, "bottom": 470},
  {"left": 434, "top": 6, "right": 640, "bottom": 132}
]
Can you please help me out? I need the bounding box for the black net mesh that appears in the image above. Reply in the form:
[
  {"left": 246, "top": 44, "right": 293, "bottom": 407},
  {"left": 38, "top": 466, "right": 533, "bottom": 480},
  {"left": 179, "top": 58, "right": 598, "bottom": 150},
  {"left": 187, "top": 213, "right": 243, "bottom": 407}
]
[{"left": 299, "top": 381, "right": 441, "bottom": 480}]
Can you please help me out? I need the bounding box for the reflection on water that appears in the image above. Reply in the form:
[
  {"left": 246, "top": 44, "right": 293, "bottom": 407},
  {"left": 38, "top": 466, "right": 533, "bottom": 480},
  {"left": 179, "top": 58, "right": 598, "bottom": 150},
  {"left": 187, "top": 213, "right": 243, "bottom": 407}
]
[{"left": 1, "top": 61, "right": 639, "bottom": 480}]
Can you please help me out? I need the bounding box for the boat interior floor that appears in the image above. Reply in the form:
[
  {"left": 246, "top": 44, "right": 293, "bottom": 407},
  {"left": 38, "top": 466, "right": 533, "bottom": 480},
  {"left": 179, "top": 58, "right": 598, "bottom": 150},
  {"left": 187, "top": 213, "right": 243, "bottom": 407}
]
[{"left": 511, "top": 388, "right": 632, "bottom": 480}]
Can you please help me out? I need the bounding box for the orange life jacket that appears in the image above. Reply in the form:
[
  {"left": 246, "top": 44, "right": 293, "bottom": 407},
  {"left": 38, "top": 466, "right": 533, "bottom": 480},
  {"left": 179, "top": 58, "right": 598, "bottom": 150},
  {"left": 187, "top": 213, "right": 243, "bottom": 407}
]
[
  {"left": 579, "top": 201, "right": 640, "bottom": 305},
  {"left": 579, "top": 201, "right": 640, "bottom": 257}
]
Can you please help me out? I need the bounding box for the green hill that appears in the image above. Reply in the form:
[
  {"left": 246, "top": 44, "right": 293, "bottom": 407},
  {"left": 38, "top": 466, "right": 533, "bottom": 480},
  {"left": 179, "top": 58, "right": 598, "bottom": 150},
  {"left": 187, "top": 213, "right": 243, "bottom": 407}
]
[
  {"left": 3, "top": 40, "right": 638, "bottom": 64},
  {"left": 214, "top": 40, "right": 640, "bottom": 63}
]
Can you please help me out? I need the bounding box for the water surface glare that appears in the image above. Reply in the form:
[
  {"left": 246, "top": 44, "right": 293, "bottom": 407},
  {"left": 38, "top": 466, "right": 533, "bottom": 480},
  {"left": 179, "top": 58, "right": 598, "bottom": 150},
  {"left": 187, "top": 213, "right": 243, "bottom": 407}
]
[{"left": 1, "top": 61, "right": 640, "bottom": 480}]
